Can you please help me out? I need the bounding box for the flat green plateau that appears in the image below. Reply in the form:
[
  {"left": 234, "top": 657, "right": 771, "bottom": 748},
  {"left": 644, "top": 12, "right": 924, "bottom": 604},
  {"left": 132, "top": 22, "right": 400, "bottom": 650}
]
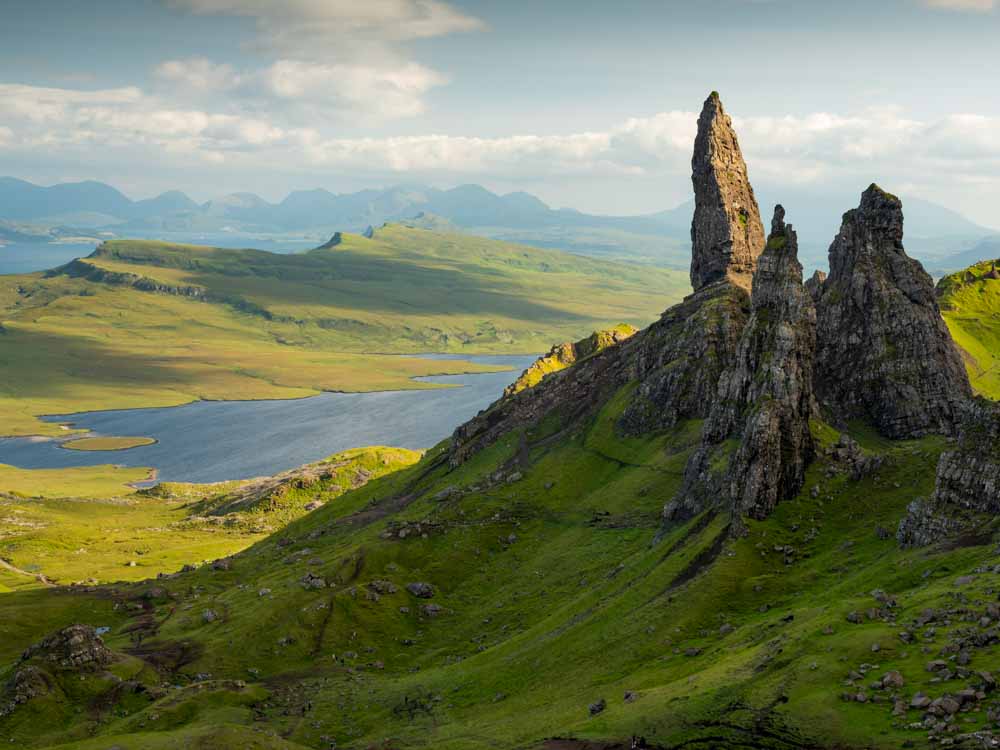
[
  {"left": 0, "top": 463, "right": 152, "bottom": 499},
  {"left": 60, "top": 436, "right": 157, "bottom": 452}
]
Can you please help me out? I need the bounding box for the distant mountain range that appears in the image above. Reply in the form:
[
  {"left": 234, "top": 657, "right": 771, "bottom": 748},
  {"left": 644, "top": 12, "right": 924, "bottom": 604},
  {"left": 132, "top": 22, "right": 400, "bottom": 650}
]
[{"left": 1, "top": 176, "right": 996, "bottom": 273}]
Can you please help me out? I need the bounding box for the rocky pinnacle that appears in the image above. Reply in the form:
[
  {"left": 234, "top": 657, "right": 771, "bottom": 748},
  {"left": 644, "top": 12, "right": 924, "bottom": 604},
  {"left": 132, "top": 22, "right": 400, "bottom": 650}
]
[
  {"left": 689, "top": 92, "right": 765, "bottom": 292},
  {"left": 814, "top": 184, "right": 971, "bottom": 438},
  {"left": 668, "top": 205, "right": 816, "bottom": 522}
]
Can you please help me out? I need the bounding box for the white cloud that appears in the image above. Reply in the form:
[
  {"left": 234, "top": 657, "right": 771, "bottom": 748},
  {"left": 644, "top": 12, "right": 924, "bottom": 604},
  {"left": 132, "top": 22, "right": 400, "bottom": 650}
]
[
  {"left": 923, "top": 0, "right": 995, "bottom": 11},
  {"left": 154, "top": 56, "right": 449, "bottom": 120},
  {"left": 155, "top": 58, "right": 241, "bottom": 93},
  {"left": 2, "top": 80, "right": 999, "bottom": 221},
  {"left": 157, "top": 1, "right": 482, "bottom": 122},
  {"left": 167, "top": 0, "right": 485, "bottom": 52}
]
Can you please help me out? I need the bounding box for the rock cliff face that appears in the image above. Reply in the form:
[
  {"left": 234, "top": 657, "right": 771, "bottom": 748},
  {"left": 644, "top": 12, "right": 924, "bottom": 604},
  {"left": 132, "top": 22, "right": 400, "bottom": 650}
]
[
  {"left": 805, "top": 270, "right": 826, "bottom": 303},
  {"left": 448, "top": 283, "right": 749, "bottom": 467},
  {"left": 814, "top": 185, "right": 971, "bottom": 438},
  {"left": 689, "top": 92, "right": 765, "bottom": 292},
  {"left": 503, "top": 325, "right": 637, "bottom": 398},
  {"left": 898, "top": 398, "right": 1000, "bottom": 546},
  {"left": 450, "top": 93, "right": 759, "bottom": 467},
  {"left": 668, "top": 206, "right": 816, "bottom": 522}
]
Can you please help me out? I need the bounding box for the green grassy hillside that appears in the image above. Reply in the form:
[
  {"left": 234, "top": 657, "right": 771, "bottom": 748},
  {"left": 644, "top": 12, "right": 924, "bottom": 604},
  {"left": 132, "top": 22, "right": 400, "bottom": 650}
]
[
  {"left": 938, "top": 258, "right": 1000, "bottom": 399},
  {"left": 0, "top": 447, "right": 420, "bottom": 592},
  {"left": 0, "top": 225, "right": 688, "bottom": 436},
  {"left": 2, "top": 379, "right": 998, "bottom": 749}
]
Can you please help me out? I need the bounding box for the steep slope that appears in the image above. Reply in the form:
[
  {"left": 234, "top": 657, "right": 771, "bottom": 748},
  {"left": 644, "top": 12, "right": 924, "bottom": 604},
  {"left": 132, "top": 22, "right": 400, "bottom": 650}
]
[{"left": 937, "top": 257, "right": 1000, "bottom": 400}]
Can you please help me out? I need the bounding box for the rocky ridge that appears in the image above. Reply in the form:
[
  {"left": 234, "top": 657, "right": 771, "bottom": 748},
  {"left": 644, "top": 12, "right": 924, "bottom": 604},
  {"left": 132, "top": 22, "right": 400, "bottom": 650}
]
[
  {"left": 451, "top": 93, "right": 978, "bottom": 537},
  {"left": 503, "top": 325, "right": 637, "bottom": 398},
  {"left": 898, "top": 397, "right": 1000, "bottom": 546}
]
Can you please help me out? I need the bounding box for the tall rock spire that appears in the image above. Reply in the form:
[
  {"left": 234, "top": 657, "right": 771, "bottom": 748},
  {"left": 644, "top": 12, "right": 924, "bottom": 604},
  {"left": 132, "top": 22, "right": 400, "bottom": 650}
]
[
  {"left": 667, "top": 205, "right": 816, "bottom": 522},
  {"left": 814, "top": 184, "right": 971, "bottom": 438},
  {"left": 689, "top": 92, "right": 765, "bottom": 292}
]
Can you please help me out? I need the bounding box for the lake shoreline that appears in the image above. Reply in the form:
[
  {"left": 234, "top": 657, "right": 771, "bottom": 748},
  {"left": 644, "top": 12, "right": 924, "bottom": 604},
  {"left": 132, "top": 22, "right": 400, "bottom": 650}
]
[
  {"left": 1, "top": 357, "right": 524, "bottom": 440},
  {"left": 0, "top": 354, "right": 536, "bottom": 485}
]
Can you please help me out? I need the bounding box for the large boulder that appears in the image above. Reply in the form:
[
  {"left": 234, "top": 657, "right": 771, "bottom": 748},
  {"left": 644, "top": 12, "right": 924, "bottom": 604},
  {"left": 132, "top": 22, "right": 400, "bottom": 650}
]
[{"left": 20, "top": 624, "right": 113, "bottom": 670}]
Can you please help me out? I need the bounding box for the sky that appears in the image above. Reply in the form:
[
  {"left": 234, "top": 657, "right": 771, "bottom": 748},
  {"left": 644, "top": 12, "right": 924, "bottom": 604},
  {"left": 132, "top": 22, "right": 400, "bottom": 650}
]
[{"left": 0, "top": 0, "right": 999, "bottom": 227}]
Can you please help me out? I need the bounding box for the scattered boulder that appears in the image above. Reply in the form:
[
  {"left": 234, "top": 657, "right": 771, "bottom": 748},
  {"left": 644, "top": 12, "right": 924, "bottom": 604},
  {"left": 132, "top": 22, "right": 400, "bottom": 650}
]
[
  {"left": 301, "top": 572, "right": 327, "bottom": 590},
  {"left": 406, "top": 582, "right": 435, "bottom": 599},
  {"left": 589, "top": 698, "right": 607, "bottom": 716}
]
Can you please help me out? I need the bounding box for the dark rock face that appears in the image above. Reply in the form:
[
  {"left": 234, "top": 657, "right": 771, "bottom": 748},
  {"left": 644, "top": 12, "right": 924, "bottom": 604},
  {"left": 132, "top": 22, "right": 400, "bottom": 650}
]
[
  {"left": 814, "top": 185, "right": 971, "bottom": 438},
  {"left": 899, "top": 398, "right": 1000, "bottom": 547},
  {"left": 20, "top": 624, "right": 113, "bottom": 670},
  {"left": 449, "top": 281, "right": 750, "bottom": 467},
  {"left": 805, "top": 270, "right": 827, "bottom": 303},
  {"left": 668, "top": 206, "right": 816, "bottom": 522},
  {"left": 449, "top": 96, "right": 976, "bottom": 541},
  {"left": 617, "top": 283, "right": 749, "bottom": 435},
  {"left": 689, "top": 92, "right": 765, "bottom": 292}
]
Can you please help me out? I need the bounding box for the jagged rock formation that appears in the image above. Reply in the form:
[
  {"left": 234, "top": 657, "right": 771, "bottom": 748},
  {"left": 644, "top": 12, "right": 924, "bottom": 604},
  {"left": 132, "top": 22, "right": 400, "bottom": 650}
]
[
  {"left": 814, "top": 185, "right": 971, "bottom": 438},
  {"left": 668, "top": 206, "right": 816, "bottom": 522},
  {"left": 616, "top": 283, "right": 749, "bottom": 435},
  {"left": 504, "top": 325, "right": 637, "bottom": 397},
  {"left": 450, "top": 99, "right": 975, "bottom": 542},
  {"left": 689, "top": 92, "right": 765, "bottom": 292},
  {"left": 898, "top": 398, "right": 1000, "bottom": 546},
  {"left": 451, "top": 93, "right": 761, "bottom": 467},
  {"left": 449, "top": 282, "right": 751, "bottom": 467},
  {"left": 805, "top": 270, "right": 826, "bottom": 303}
]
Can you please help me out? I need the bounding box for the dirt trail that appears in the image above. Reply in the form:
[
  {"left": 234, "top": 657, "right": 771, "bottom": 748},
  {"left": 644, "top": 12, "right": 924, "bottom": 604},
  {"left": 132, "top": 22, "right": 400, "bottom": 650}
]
[{"left": 0, "top": 557, "right": 54, "bottom": 586}]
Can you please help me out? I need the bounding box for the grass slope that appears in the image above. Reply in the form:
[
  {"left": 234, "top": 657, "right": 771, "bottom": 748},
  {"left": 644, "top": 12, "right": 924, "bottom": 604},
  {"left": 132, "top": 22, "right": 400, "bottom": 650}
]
[
  {"left": 0, "top": 447, "right": 420, "bottom": 590},
  {"left": 2, "top": 381, "right": 997, "bottom": 749},
  {"left": 0, "top": 226, "right": 687, "bottom": 436},
  {"left": 0, "top": 463, "right": 151, "bottom": 499},
  {"left": 938, "top": 258, "right": 1000, "bottom": 399}
]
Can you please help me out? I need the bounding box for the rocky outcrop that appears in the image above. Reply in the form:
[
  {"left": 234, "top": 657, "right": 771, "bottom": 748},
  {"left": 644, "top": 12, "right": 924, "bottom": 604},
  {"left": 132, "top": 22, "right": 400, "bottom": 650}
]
[
  {"left": 450, "top": 94, "right": 760, "bottom": 467},
  {"left": 449, "top": 276, "right": 751, "bottom": 467},
  {"left": 504, "top": 325, "right": 637, "bottom": 397},
  {"left": 805, "top": 270, "right": 826, "bottom": 303},
  {"left": 668, "top": 206, "right": 816, "bottom": 522},
  {"left": 20, "top": 624, "right": 113, "bottom": 670},
  {"left": 814, "top": 185, "right": 971, "bottom": 438},
  {"left": 898, "top": 398, "right": 1000, "bottom": 547},
  {"left": 689, "top": 92, "right": 765, "bottom": 292},
  {"left": 616, "top": 283, "right": 749, "bottom": 436}
]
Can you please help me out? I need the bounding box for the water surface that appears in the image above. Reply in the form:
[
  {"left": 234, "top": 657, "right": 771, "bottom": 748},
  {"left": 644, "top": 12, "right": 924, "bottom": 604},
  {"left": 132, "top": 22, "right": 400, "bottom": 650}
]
[
  {"left": 0, "top": 242, "right": 97, "bottom": 275},
  {"left": 0, "top": 355, "right": 535, "bottom": 484}
]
